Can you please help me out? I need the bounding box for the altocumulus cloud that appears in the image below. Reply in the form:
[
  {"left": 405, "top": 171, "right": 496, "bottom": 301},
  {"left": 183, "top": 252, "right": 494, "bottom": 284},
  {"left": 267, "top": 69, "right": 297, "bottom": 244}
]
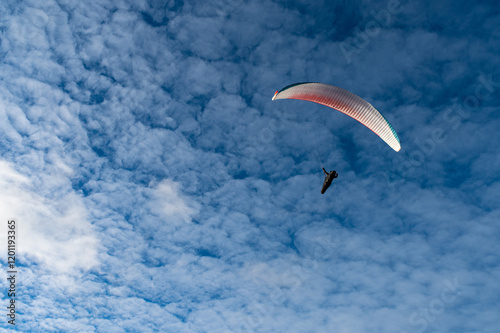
[{"left": 0, "top": 0, "right": 499, "bottom": 332}]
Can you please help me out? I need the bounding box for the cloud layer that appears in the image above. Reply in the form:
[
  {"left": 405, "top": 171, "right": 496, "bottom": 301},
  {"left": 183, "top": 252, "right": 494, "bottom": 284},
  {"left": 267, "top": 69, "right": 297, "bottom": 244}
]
[{"left": 0, "top": 0, "right": 499, "bottom": 332}]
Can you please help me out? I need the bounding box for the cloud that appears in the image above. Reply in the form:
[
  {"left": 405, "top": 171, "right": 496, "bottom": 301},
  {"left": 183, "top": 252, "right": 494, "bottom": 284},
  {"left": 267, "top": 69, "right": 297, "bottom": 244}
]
[
  {"left": 147, "top": 179, "right": 200, "bottom": 225},
  {"left": 0, "top": 160, "right": 98, "bottom": 274},
  {"left": 0, "top": 0, "right": 499, "bottom": 332}
]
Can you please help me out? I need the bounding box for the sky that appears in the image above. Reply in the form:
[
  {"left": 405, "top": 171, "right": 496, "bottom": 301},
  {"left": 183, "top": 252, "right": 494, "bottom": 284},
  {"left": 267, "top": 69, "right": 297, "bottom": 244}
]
[{"left": 0, "top": 0, "right": 499, "bottom": 332}]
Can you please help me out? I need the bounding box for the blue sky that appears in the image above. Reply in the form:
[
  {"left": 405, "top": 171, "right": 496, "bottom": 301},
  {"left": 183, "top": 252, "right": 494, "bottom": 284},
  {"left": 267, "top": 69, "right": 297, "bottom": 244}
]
[{"left": 0, "top": 0, "right": 499, "bottom": 332}]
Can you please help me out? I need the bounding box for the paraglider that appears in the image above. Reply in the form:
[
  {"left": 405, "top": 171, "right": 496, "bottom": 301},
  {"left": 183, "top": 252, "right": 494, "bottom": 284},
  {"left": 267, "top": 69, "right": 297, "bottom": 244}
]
[
  {"left": 321, "top": 168, "right": 338, "bottom": 194},
  {"left": 272, "top": 82, "right": 401, "bottom": 193}
]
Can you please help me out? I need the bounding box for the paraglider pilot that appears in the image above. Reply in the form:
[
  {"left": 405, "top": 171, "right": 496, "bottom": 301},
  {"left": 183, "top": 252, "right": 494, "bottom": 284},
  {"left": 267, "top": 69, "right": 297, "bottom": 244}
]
[{"left": 321, "top": 168, "right": 338, "bottom": 194}]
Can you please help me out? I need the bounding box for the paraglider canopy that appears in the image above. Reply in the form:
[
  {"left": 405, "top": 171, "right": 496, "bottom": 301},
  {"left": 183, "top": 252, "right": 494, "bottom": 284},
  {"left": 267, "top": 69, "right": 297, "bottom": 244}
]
[{"left": 272, "top": 82, "right": 401, "bottom": 152}]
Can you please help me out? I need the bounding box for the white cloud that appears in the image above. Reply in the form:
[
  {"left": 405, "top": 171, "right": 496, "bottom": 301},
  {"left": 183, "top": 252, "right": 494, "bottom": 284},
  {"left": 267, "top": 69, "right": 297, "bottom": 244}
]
[
  {"left": 148, "top": 179, "right": 200, "bottom": 225},
  {"left": 0, "top": 160, "right": 98, "bottom": 274},
  {"left": 0, "top": 0, "right": 498, "bottom": 331}
]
